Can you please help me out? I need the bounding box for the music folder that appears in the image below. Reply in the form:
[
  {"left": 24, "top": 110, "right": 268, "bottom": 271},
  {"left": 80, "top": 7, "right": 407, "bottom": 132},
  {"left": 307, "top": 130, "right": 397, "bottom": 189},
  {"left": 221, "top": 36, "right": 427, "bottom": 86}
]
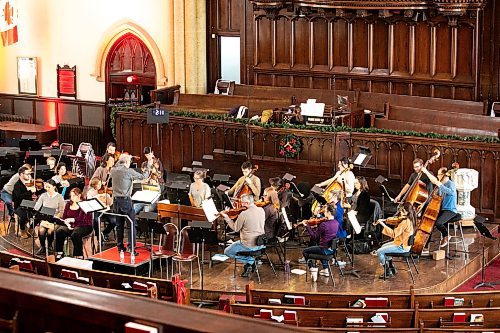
[
  {"left": 77, "top": 198, "right": 106, "bottom": 214},
  {"left": 201, "top": 198, "right": 219, "bottom": 223},
  {"left": 131, "top": 190, "right": 161, "bottom": 204},
  {"left": 347, "top": 210, "right": 362, "bottom": 234}
]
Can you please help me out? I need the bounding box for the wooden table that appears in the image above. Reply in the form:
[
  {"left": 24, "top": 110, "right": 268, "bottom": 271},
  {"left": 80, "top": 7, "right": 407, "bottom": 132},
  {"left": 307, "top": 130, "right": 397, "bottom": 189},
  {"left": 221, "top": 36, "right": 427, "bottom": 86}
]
[{"left": 0, "top": 121, "right": 57, "bottom": 145}]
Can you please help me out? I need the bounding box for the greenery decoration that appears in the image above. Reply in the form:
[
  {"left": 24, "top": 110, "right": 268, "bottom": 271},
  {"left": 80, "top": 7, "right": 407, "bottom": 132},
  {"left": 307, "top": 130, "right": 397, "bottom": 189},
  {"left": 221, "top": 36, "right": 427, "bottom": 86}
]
[
  {"left": 110, "top": 106, "right": 500, "bottom": 144},
  {"left": 279, "top": 134, "right": 302, "bottom": 158}
]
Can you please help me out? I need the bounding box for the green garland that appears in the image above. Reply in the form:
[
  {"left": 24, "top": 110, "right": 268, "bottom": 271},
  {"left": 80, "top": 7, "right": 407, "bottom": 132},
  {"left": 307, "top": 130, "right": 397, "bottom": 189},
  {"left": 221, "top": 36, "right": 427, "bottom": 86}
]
[{"left": 110, "top": 106, "right": 500, "bottom": 144}]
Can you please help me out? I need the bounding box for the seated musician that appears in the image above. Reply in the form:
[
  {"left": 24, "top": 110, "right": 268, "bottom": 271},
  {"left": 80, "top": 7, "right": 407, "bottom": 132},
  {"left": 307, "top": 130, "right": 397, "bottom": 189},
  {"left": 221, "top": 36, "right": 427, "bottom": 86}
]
[
  {"left": 269, "top": 177, "right": 291, "bottom": 209},
  {"left": 262, "top": 187, "right": 280, "bottom": 241},
  {"left": 86, "top": 177, "right": 115, "bottom": 242},
  {"left": 227, "top": 161, "right": 261, "bottom": 202},
  {"left": 51, "top": 163, "right": 71, "bottom": 197},
  {"left": 188, "top": 170, "right": 211, "bottom": 207},
  {"left": 92, "top": 153, "right": 114, "bottom": 185},
  {"left": 104, "top": 142, "right": 118, "bottom": 161},
  {"left": 343, "top": 176, "right": 371, "bottom": 226},
  {"left": 12, "top": 165, "right": 36, "bottom": 239},
  {"left": 141, "top": 147, "right": 164, "bottom": 184},
  {"left": 46, "top": 157, "right": 56, "bottom": 171},
  {"left": 54, "top": 188, "right": 93, "bottom": 259},
  {"left": 220, "top": 194, "right": 265, "bottom": 277},
  {"left": 374, "top": 202, "right": 416, "bottom": 279},
  {"left": 35, "top": 179, "right": 66, "bottom": 255},
  {"left": 315, "top": 157, "right": 355, "bottom": 203},
  {"left": 2, "top": 163, "right": 32, "bottom": 224},
  {"left": 301, "top": 204, "right": 339, "bottom": 277},
  {"left": 393, "top": 158, "right": 434, "bottom": 204},
  {"left": 421, "top": 166, "right": 459, "bottom": 248}
]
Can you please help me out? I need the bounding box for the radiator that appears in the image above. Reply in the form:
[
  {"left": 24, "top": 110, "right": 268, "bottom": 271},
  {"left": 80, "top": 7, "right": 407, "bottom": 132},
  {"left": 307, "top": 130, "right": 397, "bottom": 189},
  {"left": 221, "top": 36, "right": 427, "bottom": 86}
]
[
  {"left": 58, "top": 123, "right": 102, "bottom": 155},
  {"left": 0, "top": 114, "right": 32, "bottom": 123}
]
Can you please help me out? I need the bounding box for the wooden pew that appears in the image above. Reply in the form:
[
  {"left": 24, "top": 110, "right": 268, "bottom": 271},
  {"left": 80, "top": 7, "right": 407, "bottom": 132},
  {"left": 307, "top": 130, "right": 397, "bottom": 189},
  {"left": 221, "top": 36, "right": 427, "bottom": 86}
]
[
  {"left": 417, "top": 307, "right": 500, "bottom": 329},
  {"left": 230, "top": 303, "right": 416, "bottom": 328},
  {"left": 414, "top": 290, "right": 500, "bottom": 309},
  {"left": 0, "top": 251, "right": 49, "bottom": 276},
  {"left": 245, "top": 283, "right": 413, "bottom": 309}
]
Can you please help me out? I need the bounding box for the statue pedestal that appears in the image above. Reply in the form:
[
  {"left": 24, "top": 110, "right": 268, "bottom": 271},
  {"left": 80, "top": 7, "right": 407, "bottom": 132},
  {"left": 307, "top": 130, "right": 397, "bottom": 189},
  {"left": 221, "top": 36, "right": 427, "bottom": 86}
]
[{"left": 451, "top": 168, "right": 479, "bottom": 226}]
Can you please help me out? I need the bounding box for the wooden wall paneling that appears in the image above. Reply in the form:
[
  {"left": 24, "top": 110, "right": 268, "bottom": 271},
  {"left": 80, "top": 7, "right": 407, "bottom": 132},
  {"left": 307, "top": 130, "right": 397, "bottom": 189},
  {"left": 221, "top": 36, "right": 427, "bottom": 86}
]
[
  {"left": 275, "top": 17, "right": 291, "bottom": 67},
  {"left": 435, "top": 22, "right": 452, "bottom": 78},
  {"left": 372, "top": 81, "right": 389, "bottom": 94},
  {"left": 481, "top": 151, "right": 496, "bottom": 214},
  {"left": 372, "top": 20, "right": 389, "bottom": 75},
  {"left": 328, "top": 20, "right": 333, "bottom": 70},
  {"left": 312, "top": 77, "right": 329, "bottom": 89},
  {"left": 393, "top": 21, "right": 410, "bottom": 75},
  {"left": 255, "top": 73, "right": 273, "bottom": 85},
  {"left": 272, "top": 19, "right": 277, "bottom": 67},
  {"left": 58, "top": 103, "right": 79, "bottom": 125},
  {"left": 351, "top": 80, "right": 369, "bottom": 92},
  {"left": 13, "top": 100, "right": 33, "bottom": 121},
  {"left": 35, "top": 101, "right": 56, "bottom": 126},
  {"left": 311, "top": 18, "right": 328, "bottom": 70},
  {"left": 347, "top": 20, "right": 354, "bottom": 71},
  {"left": 368, "top": 21, "right": 373, "bottom": 73},
  {"left": 293, "top": 76, "right": 310, "bottom": 88},
  {"left": 409, "top": 24, "right": 415, "bottom": 76},
  {"left": 456, "top": 23, "right": 474, "bottom": 80},
  {"left": 388, "top": 23, "right": 394, "bottom": 74},
  {"left": 293, "top": 18, "right": 310, "bottom": 68},
  {"left": 412, "top": 84, "right": 431, "bottom": 97},
  {"left": 454, "top": 87, "right": 473, "bottom": 101},
  {"left": 256, "top": 17, "right": 272, "bottom": 66},
  {"left": 415, "top": 22, "right": 430, "bottom": 77},
  {"left": 230, "top": 0, "right": 243, "bottom": 31},
  {"left": 275, "top": 75, "right": 290, "bottom": 87},
  {"left": 451, "top": 24, "right": 458, "bottom": 79},
  {"left": 434, "top": 85, "right": 452, "bottom": 99},
  {"left": 333, "top": 19, "right": 348, "bottom": 70},
  {"left": 0, "top": 98, "right": 11, "bottom": 114},
  {"left": 430, "top": 24, "right": 437, "bottom": 78},
  {"left": 217, "top": 0, "right": 230, "bottom": 31},
  {"left": 392, "top": 82, "right": 409, "bottom": 96}
]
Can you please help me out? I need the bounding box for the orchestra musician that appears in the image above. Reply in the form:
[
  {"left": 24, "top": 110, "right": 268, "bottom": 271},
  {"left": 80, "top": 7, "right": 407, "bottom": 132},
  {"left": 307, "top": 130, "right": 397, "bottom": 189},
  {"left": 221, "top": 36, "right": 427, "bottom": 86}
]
[
  {"left": 188, "top": 170, "right": 211, "bottom": 208},
  {"left": 315, "top": 157, "right": 355, "bottom": 203},
  {"left": 220, "top": 194, "right": 265, "bottom": 277},
  {"left": 141, "top": 147, "right": 164, "bottom": 184},
  {"left": 110, "top": 153, "right": 146, "bottom": 256},
  {"left": 2, "top": 163, "right": 32, "bottom": 224},
  {"left": 12, "top": 166, "right": 35, "bottom": 239},
  {"left": 374, "top": 202, "right": 416, "bottom": 279},
  {"left": 54, "top": 188, "right": 93, "bottom": 259},
  {"left": 393, "top": 158, "right": 434, "bottom": 203},
  {"left": 104, "top": 142, "right": 118, "bottom": 161},
  {"left": 46, "top": 157, "right": 56, "bottom": 172},
  {"left": 51, "top": 163, "right": 71, "bottom": 197},
  {"left": 301, "top": 204, "right": 339, "bottom": 277},
  {"left": 343, "top": 176, "right": 371, "bottom": 226},
  {"left": 86, "top": 177, "right": 116, "bottom": 242},
  {"left": 269, "top": 177, "right": 291, "bottom": 209},
  {"left": 262, "top": 187, "right": 280, "bottom": 240},
  {"left": 35, "top": 179, "right": 66, "bottom": 255},
  {"left": 92, "top": 153, "right": 115, "bottom": 185},
  {"left": 421, "top": 166, "right": 460, "bottom": 248},
  {"left": 227, "top": 161, "right": 261, "bottom": 202}
]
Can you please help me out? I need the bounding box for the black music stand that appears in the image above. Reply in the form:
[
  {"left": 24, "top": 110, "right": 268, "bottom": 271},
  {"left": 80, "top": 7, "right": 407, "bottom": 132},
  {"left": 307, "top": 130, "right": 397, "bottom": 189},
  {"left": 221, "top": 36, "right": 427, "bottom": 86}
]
[
  {"left": 188, "top": 221, "right": 215, "bottom": 307},
  {"left": 165, "top": 181, "right": 190, "bottom": 205},
  {"left": 375, "top": 175, "right": 392, "bottom": 218},
  {"left": 283, "top": 173, "right": 304, "bottom": 198},
  {"left": 473, "top": 216, "right": 498, "bottom": 289},
  {"left": 137, "top": 211, "right": 166, "bottom": 277},
  {"left": 20, "top": 200, "right": 37, "bottom": 257},
  {"left": 352, "top": 146, "right": 372, "bottom": 170}
]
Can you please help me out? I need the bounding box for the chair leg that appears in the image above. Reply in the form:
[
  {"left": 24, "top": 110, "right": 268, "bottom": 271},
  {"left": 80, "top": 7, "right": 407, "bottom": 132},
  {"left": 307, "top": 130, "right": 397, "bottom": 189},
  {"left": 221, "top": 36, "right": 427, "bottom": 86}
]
[
  {"left": 410, "top": 255, "right": 419, "bottom": 274},
  {"left": 190, "top": 261, "right": 193, "bottom": 285},
  {"left": 333, "top": 252, "right": 344, "bottom": 276},
  {"left": 159, "top": 257, "right": 163, "bottom": 279},
  {"left": 327, "top": 262, "right": 335, "bottom": 287},
  {"left": 254, "top": 260, "right": 261, "bottom": 284},
  {"left": 197, "top": 257, "right": 202, "bottom": 286},
  {"left": 233, "top": 259, "right": 237, "bottom": 278},
  {"left": 406, "top": 258, "right": 415, "bottom": 284},
  {"left": 458, "top": 222, "right": 467, "bottom": 259},
  {"left": 265, "top": 252, "right": 277, "bottom": 277}
]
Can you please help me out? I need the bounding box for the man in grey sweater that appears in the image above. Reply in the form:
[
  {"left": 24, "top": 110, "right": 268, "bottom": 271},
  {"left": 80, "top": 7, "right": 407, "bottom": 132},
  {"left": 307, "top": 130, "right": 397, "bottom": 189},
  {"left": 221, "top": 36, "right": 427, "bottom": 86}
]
[{"left": 221, "top": 194, "right": 265, "bottom": 277}]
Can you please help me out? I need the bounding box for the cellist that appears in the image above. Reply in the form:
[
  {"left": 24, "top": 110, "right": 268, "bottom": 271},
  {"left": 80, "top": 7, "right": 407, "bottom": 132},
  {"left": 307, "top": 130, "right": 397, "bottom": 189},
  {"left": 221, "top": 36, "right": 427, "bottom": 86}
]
[
  {"left": 227, "top": 161, "right": 261, "bottom": 202},
  {"left": 315, "top": 157, "right": 355, "bottom": 203},
  {"left": 393, "top": 158, "right": 434, "bottom": 203},
  {"left": 421, "top": 166, "right": 459, "bottom": 248}
]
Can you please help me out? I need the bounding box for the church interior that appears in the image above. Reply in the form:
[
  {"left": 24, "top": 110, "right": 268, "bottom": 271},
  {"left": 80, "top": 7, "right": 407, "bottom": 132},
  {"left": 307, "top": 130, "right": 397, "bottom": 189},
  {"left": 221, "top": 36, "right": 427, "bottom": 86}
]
[{"left": 0, "top": 0, "right": 499, "bottom": 332}]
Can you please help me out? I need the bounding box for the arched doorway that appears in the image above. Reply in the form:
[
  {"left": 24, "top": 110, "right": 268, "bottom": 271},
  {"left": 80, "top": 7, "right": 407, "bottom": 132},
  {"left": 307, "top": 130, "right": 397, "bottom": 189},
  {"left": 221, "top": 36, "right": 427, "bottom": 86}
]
[{"left": 105, "top": 33, "right": 156, "bottom": 105}]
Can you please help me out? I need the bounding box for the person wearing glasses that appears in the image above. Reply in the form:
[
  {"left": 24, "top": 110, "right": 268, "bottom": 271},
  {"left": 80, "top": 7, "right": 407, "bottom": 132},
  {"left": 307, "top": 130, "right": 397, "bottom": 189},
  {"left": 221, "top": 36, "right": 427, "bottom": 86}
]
[{"left": 188, "top": 170, "right": 211, "bottom": 207}]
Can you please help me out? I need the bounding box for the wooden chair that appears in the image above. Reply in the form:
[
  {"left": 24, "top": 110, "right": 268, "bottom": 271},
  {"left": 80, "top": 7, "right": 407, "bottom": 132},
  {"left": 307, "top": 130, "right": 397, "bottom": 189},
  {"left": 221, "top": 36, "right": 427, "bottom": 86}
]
[
  {"left": 172, "top": 226, "right": 201, "bottom": 285},
  {"left": 214, "top": 79, "right": 235, "bottom": 95},
  {"left": 383, "top": 235, "right": 419, "bottom": 283},
  {"left": 151, "top": 223, "right": 178, "bottom": 279}
]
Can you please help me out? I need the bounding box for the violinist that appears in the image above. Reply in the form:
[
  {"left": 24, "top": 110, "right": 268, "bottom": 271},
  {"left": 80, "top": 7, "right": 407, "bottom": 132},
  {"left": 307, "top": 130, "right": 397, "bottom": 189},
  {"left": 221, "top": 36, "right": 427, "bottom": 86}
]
[
  {"left": 141, "top": 147, "right": 164, "bottom": 184},
  {"left": 104, "top": 142, "right": 118, "bottom": 161},
  {"left": 46, "top": 157, "right": 56, "bottom": 172},
  {"left": 2, "top": 163, "right": 32, "bottom": 224},
  {"left": 227, "top": 161, "right": 261, "bottom": 202},
  {"left": 269, "top": 177, "right": 291, "bottom": 209},
  {"left": 12, "top": 166, "right": 36, "bottom": 239},
  {"left": 51, "top": 163, "right": 71, "bottom": 197},
  {"left": 188, "top": 170, "right": 211, "bottom": 207},
  {"left": 421, "top": 166, "right": 459, "bottom": 248},
  {"left": 393, "top": 158, "right": 434, "bottom": 203},
  {"left": 262, "top": 187, "right": 280, "bottom": 240},
  {"left": 87, "top": 177, "right": 116, "bottom": 242},
  {"left": 301, "top": 204, "right": 339, "bottom": 277},
  {"left": 315, "top": 157, "right": 355, "bottom": 203},
  {"left": 92, "top": 153, "right": 115, "bottom": 185},
  {"left": 220, "top": 194, "right": 265, "bottom": 277},
  {"left": 374, "top": 202, "right": 416, "bottom": 279}
]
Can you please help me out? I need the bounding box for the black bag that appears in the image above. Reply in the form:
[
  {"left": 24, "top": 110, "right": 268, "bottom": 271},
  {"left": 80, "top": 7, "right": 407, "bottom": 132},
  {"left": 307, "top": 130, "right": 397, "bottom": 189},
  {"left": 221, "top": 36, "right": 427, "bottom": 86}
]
[{"left": 347, "top": 241, "right": 371, "bottom": 254}]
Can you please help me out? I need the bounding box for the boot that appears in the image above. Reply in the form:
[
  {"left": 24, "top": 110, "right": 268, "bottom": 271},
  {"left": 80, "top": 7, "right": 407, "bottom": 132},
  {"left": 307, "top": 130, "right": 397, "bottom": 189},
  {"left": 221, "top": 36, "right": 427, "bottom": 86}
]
[
  {"left": 20, "top": 229, "right": 30, "bottom": 239},
  {"left": 388, "top": 259, "right": 397, "bottom": 275},
  {"left": 378, "top": 264, "right": 393, "bottom": 279}
]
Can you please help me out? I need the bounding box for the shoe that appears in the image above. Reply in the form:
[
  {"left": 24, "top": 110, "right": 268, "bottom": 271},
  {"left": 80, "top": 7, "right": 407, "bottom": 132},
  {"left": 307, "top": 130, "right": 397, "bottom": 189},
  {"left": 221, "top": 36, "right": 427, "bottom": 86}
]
[
  {"left": 388, "top": 259, "right": 397, "bottom": 275},
  {"left": 101, "top": 232, "right": 110, "bottom": 242},
  {"left": 298, "top": 257, "right": 307, "bottom": 264},
  {"left": 440, "top": 236, "right": 450, "bottom": 248},
  {"left": 379, "top": 265, "right": 393, "bottom": 279},
  {"left": 319, "top": 268, "right": 330, "bottom": 277},
  {"left": 20, "top": 230, "right": 30, "bottom": 239},
  {"left": 36, "top": 247, "right": 46, "bottom": 256},
  {"left": 126, "top": 248, "right": 139, "bottom": 256},
  {"left": 55, "top": 252, "right": 64, "bottom": 261},
  {"left": 421, "top": 248, "right": 430, "bottom": 256},
  {"left": 241, "top": 264, "right": 252, "bottom": 277},
  {"left": 48, "top": 246, "right": 54, "bottom": 253}
]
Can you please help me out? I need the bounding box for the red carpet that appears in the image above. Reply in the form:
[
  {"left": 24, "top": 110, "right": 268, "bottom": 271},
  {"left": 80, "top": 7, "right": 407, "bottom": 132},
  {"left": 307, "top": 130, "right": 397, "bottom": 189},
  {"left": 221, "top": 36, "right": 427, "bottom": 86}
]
[
  {"left": 6, "top": 248, "right": 30, "bottom": 256},
  {"left": 454, "top": 257, "right": 500, "bottom": 291},
  {"left": 90, "top": 242, "right": 159, "bottom": 267}
]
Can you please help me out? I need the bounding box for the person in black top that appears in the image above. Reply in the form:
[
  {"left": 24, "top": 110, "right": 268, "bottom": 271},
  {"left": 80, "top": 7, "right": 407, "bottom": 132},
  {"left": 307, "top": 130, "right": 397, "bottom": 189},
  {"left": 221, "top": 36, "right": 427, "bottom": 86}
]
[
  {"left": 269, "top": 177, "right": 291, "bottom": 209},
  {"left": 393, "top": 158, "right": 434, "bottom": 203},
  {"left": 344, "top": 176, "right": 371, "bottom": 226},
  {"left": 262, "top": 187, "right": 280, "bottom": 240},
  {"left": 12, "top": 166, "right": 36, "bottom": 239}
]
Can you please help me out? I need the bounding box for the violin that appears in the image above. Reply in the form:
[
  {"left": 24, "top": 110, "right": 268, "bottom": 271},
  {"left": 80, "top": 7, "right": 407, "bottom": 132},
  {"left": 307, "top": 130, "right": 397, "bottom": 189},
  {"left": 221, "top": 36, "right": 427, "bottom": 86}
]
[
  {"left": 223, "top": 207, "right": 247, "bottom": 220},
  {"left": 98, "top": 187, "right": 113, "bottom": 195},
  {"left": 233, "top": 164, "right": 259, "bottom": 209},
  {"left": 26, "top": 178, "right": 44, "bottom": 191},
  {"left": 302, "top": 217, "right": 327, "bottom": 226},
  {"left": 255, "top": 200, "right": 270, "bottom": 208},
  {"left": 62, "top": 171, "right": 77, "bottom": 180},
  {"left": 374, "top": 216, "right": 405, "bottom": 226}
]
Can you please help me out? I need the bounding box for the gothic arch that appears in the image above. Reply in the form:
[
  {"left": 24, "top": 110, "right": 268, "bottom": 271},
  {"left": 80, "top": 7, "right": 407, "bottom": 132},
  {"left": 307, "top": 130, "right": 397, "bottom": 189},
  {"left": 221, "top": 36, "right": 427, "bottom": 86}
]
[{"left": 93, "top": 21, "right": 167, "bottom": 86}]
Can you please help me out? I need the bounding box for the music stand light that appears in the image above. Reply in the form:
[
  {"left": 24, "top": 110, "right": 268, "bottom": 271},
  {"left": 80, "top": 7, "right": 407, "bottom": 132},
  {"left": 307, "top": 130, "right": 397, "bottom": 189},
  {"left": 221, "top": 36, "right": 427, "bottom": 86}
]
[{"left": 473, "top": 215, "right": 498, "bottom": 289}]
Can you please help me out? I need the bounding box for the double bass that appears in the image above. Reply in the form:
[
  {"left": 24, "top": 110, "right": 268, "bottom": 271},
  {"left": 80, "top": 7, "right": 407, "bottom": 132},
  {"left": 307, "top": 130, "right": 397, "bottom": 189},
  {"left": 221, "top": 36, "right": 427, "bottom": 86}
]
[{"left": 311, "top": 165, "right": 351, "bottom": 213}]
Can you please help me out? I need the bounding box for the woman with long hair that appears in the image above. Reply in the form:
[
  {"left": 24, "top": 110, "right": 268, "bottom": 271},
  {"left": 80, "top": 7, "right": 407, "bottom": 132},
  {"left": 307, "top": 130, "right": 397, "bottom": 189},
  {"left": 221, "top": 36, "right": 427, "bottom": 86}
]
[
  {"left": 262, "top": 187, "right": 280, "bottom": 240},
  {"left": 35, "top": 179, "right": 65, "bottom": 255},
  {"left": 374, "top": 202, "right": 416, "bottom": 279},
  {"left": 344, "top": 176, "right": 371, "bottom": 225}
]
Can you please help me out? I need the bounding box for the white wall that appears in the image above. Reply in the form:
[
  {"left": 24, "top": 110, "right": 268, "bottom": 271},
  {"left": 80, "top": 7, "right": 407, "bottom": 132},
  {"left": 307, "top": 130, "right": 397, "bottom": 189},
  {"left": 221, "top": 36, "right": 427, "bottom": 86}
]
[{"left": 0, "top": 0, "right": 205, "bottom": 101}]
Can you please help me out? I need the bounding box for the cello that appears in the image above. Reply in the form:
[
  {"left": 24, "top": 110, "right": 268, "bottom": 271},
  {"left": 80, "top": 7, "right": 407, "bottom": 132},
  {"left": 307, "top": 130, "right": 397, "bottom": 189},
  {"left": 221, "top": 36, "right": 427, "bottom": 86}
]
[
  {"left": 232, "top": 165, "right": 259, "bottom": 209},
  {"left": 311, "top": 165, "right": 351, "bottom": 213}
]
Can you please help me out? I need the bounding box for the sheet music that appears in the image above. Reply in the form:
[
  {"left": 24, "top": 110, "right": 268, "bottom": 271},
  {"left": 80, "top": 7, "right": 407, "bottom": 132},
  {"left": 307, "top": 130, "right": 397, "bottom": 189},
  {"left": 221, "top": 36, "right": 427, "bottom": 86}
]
[
  {"left": 131, "top": 190, "right": 161, "bottom": 204},
  {"left": 354, "top": 153, "right": 367, "bottom": 165},
  {"left": 157, "top": 199, "right": 170, "bottom": 204},
  {"left": 281, "top": 207, "right": 292, "bottom": 230},
  {"left": 78, "top": 199, "right": 105, "bottom": 214},
  {"left": 347, "top": 210, "right": 362, "bottom": 234},
  {"left": 201, "top": 198, "right": 219, "bottom": 222}
]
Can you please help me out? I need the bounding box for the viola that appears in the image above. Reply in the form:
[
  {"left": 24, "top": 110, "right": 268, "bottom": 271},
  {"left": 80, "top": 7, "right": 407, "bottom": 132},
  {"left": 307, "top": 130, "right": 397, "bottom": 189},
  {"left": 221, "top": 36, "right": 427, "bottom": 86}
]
[
  {"left": 303, "top": 217, "right": 327, "bottom": 226},
  {"left": 26, "top": 178, "right": 44, "bottom": 191}
]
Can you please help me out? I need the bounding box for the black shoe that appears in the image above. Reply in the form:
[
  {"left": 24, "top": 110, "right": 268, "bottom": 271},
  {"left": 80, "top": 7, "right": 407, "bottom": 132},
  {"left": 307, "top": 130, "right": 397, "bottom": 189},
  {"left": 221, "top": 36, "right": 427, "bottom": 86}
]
[
  {"left": 379, "top": 265, "right": 393, "bottom": 279},
  {"left": 117, "top": 246, "right": 126, "bottom": 253},
  {"left": 48, "top": 246, "right": 54, "bottom": 253},
  {"left": 101, "top": 232, "right": 110, "bottom": 242},
  {"left": 126, "top": 248, "right": 139, "bottom": 256},
  {"left": 36, "top": 247, "right": 46, "bottom": 255},
  {"left": 241, "top": 264, "right": 252, "bottom": 277},
  {"left": 388, "top": 260, "right": 397, "bottom": 275}
]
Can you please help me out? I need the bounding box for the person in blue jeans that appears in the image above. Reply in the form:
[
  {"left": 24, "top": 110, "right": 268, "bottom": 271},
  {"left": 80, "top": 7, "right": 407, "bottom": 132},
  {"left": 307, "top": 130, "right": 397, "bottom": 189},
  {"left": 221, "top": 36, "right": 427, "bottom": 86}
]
[
  {"left": 302, "top": 204, "right": 339, "bottom": 277},
  {"left": 374, "top": 202, "right": 416, "bottom": 279}
]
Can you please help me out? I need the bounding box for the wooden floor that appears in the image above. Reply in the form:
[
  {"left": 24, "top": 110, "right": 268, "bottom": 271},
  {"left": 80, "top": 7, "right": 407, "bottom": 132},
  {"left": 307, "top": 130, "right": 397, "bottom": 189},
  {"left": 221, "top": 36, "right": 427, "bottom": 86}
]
[{"left": 1, "top": 217, "right": 499, "bottom": 299}]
